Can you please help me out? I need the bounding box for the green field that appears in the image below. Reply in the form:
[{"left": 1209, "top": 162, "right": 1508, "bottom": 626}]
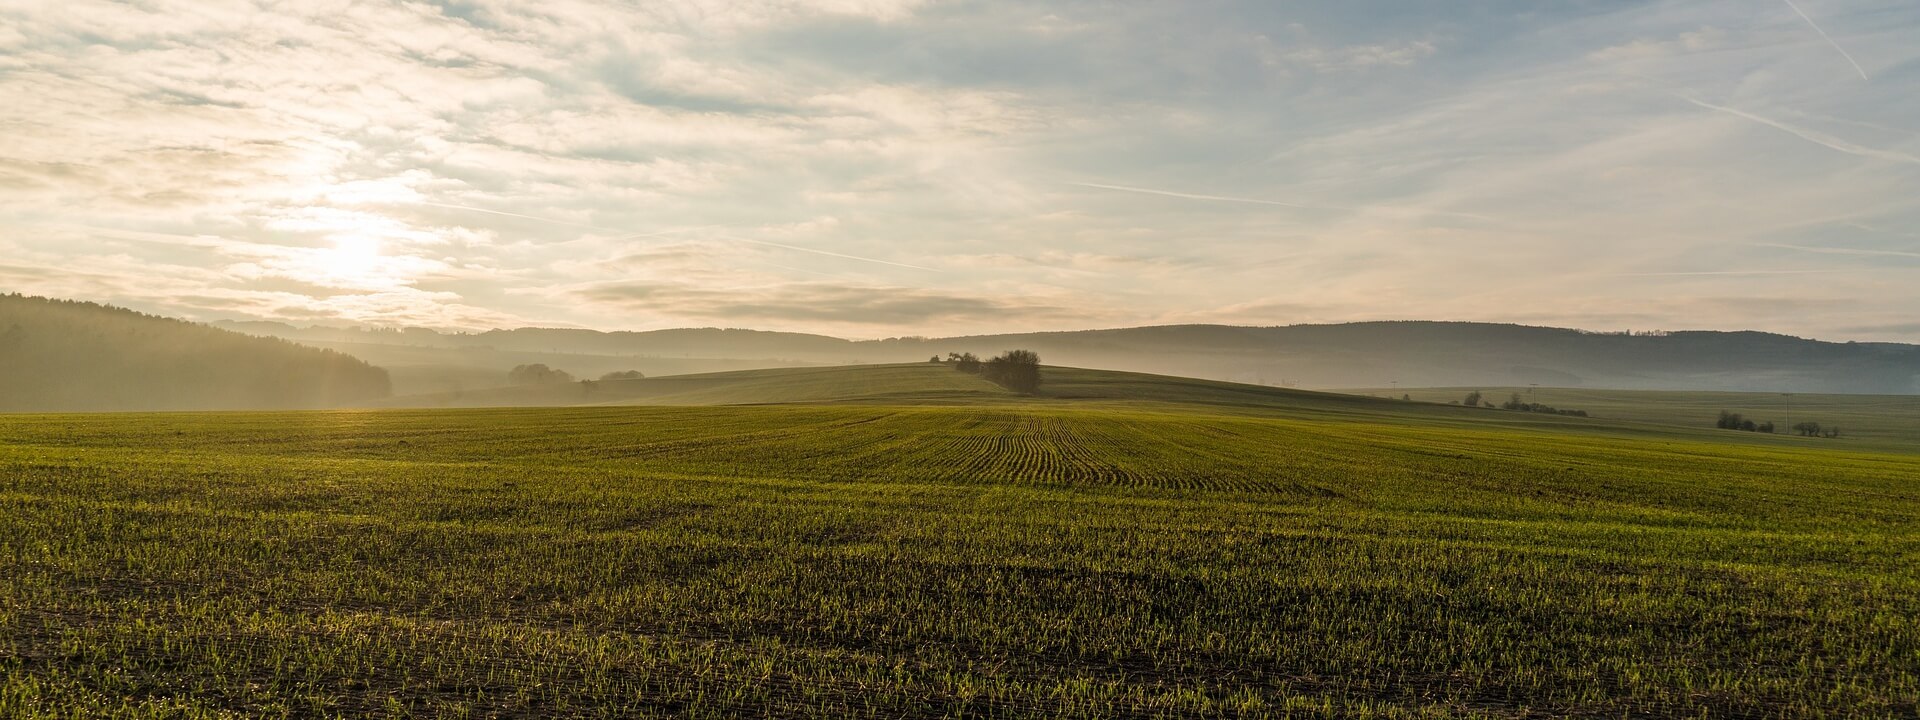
[
  {"left": 1350, "top": 386, "right": 1920, "bottom": 453},
  {"left": 4, "top": 365, "right": 1918, "bottom": 718}
]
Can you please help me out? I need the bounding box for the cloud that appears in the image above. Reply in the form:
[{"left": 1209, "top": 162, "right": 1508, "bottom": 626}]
[
  {"left": 1843, "top": 322, "right": 1920, "bottom": 335},
  {"left": 2, "top": 0, "right": 1918, "bottom": 340},
  {"left": 1269, "top": 38, "right": 1437, "bottom": 72},
  {"left": 575, "top": 281, "right": 1081, "bottom": 325}
]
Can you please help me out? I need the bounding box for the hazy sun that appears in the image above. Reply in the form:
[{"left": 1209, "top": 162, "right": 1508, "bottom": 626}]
[{"left": 320, "top": 235, "right": 384, "bottom": 285}]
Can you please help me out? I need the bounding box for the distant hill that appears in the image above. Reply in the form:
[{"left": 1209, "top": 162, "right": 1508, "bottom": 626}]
[
  {"left": 387, "top": 362, "right": 1430, "bottom": 418},
  {"left": 221, "top": 320, "right": 1920, "bottom": 394},
  {"left": 1, "top": 295, "right": 391, "bottom": 411}
]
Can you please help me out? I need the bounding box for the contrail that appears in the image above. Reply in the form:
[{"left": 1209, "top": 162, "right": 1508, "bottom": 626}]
[
  {"left": 716, "top": 234, "right": 937, "bottom": 272},
  {"left": 414, "top": 202, "right": 615, "bottom": 230},
  {"left": 1845, "top": 222, "right": 1920, "bottom": 239},
  {"left": 1781, "top": 0, "right": 1870, "bottom": 80},
  {"left": 1764, "top": 243, "right": 1920, "bottom": 259},
  {"left": 1614, "top": 269, "right": 1858, "bottom": 276},
  {"left": 1068, "top": 181, "right": 1498, "bottom": 222},
  {"left": 1676, "top": 95, "right": 1920, "bottom": 164},
  {"left": 1069, "top": 182, "right": 1329, "bottom": 210},
  {"left": 614, "top": 225, "right": 722, "bottom": 241},
  {"left": 417, "top": 205, "right": 723, "bottom": 244}
]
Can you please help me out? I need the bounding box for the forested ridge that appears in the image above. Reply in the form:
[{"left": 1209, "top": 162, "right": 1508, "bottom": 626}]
[
  {"left": 0, "top": 294, "right": 389, "bottom": 411},
  {"left": 223, "top": 319, "right": 1920, "bottom": 394}
]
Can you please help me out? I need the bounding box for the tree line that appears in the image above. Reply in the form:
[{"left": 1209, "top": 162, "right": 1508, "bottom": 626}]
[
  {"left": 0, "top": 294, "right": 390, "bottom": 411},
  {"left": 934, "top": 350, "right": 1042, "bottom": 394},
  {"left": 1455, "top": 391, "right": 1588, "bottom": 417},
  {"left": 1717, "top": 410, "right": 1838, "bottom": 438},
  {"left": 1715, "top": 411, "right": 1775, "bottom": 434},
  {"left": 507, "top": 364, "right": 644, "bottom": 386}
]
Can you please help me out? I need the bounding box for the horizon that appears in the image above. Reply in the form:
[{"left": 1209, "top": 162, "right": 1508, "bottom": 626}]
[
  {"left": 4, "top": 1, "right": 1918, "bottom": 340},
  {"left": 208, "top": 312, "right": 1881, "bottom": 346}
]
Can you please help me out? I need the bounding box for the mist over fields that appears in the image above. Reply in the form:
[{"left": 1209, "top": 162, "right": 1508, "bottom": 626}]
[
  {"left": 220, "top": 317, "right": 1920, "bottom": 398},
  {"left": 7, "top": 293, "right": 1919, "bottom": 413},
  {"left": 0, "top": 294, "right": 390, "bottom": 412}
]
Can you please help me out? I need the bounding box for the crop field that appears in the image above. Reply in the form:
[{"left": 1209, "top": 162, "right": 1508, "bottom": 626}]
[
  {"left": 3, "top": 366, "right": 1918, "bottom": 718},
  {"left": 1352, "top": 386, "right": 1920, "bottom": 453}
]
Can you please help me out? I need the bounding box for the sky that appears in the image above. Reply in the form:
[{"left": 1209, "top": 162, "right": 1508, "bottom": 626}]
[{"left": 2, "top": 0, "right": 1918, "bottom": 340}]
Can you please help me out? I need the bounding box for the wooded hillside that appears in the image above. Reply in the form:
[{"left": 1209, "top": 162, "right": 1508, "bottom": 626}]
[{"left": 1, "top": 294, "right": 390, "bottom": 411}]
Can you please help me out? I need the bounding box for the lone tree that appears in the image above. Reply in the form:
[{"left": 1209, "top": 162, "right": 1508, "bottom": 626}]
[
  {"left": 982, "top": 349, "right": 1042, "bottom": 394},
  {"left": 1463, "top": 391, "right": 1483, "bottom": 408},
  {"left": 508, "top": 363, "right": 575, "bottom": 385}
]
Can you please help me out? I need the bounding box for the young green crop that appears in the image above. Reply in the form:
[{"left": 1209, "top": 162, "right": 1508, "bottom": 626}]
[{"left": 2, "top": 394, "right": 1916, "bottom": 718}]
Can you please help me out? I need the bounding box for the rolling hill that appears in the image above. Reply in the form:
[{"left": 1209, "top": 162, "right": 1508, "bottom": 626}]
[
  {"left": 0, "top": 294, "right": 391, "bottom": 411},
  {"left": 387, "top": 361, "right": 1450, "bottom": 413},
  {"left": 7, "top": 366, "right": 1917, "bottom": 716},
  {"left": 385, "top": 361, "right": 1920, "bottom": 453},
  {"left": 220, "top": 319, "right": 1920, "bottom": 394}
]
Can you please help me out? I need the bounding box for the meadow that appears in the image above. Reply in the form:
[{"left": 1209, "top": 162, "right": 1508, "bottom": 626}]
[
  {"left": 2, "top": 365, "right": 1917, "bottom": 718},
  {"left": 1353, "top": 386, "right": 1920, "bottom": 454}
]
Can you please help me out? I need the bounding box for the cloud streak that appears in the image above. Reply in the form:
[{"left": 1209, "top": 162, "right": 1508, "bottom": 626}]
[
  {"left": 1068, "top": 181, "right": 1330, "bottom": 210},
  {"left": 1611, "top": 269, "right": 1866, "bottom": 276},
  {"left": 715, "top": 234, "right": 938, "bottom": 272},
  {"left": 1067, "top": 182, "right": 1496, "bottom": 222}
]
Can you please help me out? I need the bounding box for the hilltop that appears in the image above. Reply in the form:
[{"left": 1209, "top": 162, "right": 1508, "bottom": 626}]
[
  {"left": 389, "top": 361, "right": 1409, "bottom": 411},
  {"left": 221, "top": 320, "right": 1920, "bottom": 395},
  {"left": 389, "top": 361, "right": 1920, "bottom": 452},
  {"left": 0, "top": 295, "right": 391, "bottom": 411}
]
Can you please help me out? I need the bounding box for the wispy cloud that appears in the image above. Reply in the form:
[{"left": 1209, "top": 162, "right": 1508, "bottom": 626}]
[
  {"left": 1068, "top": 181, "right": 1330, "bottom": 210},
  {"left": 413, "top": 202, "right": 614, "bottom": 231},
  {"left": 1067, "top": 181, "right": 1496, "bottom": 222},
  {"left": 2, "top": 0, "right": 1918, "bottom": 338},
  {"left": 714, "top": 234, "right": 938, "bottom": 272}
]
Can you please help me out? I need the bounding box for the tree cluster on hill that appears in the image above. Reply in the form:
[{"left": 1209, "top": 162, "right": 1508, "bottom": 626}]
[
  {"left": 0, "top": 294, "right": 390, "bottom": 411},
  {"left": 1792, "top": 421, "right": 1841, "bottom": 438},
  {"left": 945, "top": 352, "right": 981, "bottom": 373},
  {"left": 507, "top": 363, "right": 575, "bottom": 385},
  {"left": 949, "top": 350, "right": 1042, "bottom": 394},
  {"left": 1500, "top": 393, "right": 1588, "bottom": 417},
  {"left": 599, "top": 370, "right": 645, "bottom": 381},
  {"left": 1715, "top": 411, "right": 1775, "bottom": 434}
]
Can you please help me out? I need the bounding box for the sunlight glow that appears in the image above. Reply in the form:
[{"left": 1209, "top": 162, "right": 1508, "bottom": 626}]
[{"left": 319, "top": 234, "right": 385, "bottom": 286}]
